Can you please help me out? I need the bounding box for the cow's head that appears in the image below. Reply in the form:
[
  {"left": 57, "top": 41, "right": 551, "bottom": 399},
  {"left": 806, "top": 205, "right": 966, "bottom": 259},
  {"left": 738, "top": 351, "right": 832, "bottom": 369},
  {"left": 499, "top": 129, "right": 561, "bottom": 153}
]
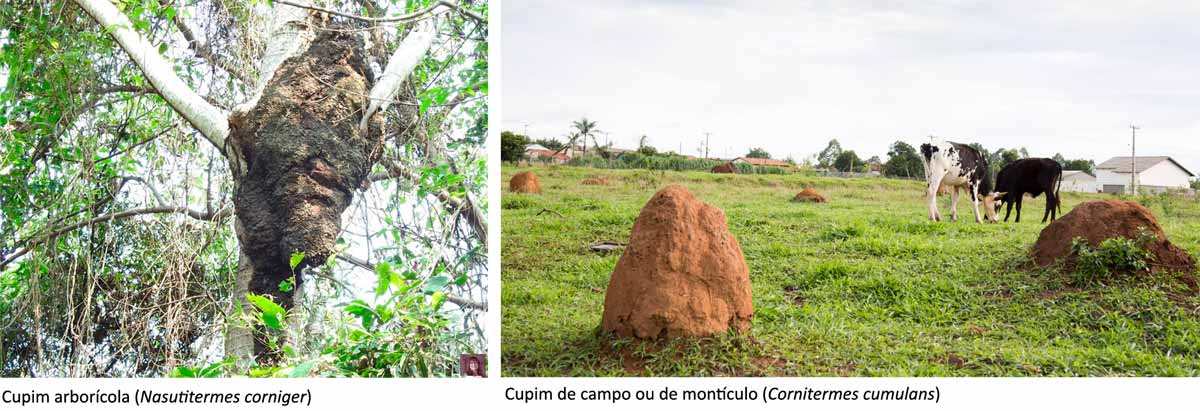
[{"left": 982, "top": 192, "right": 1004, "bottom": 222}]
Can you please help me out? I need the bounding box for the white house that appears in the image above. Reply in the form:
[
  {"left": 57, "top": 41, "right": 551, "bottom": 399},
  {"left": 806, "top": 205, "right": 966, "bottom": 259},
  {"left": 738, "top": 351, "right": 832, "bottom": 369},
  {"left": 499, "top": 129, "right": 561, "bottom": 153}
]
[
  {"left": 1059, "top": 170, "right": 1097, "bottom": 193},
  {"left": 1095, "top": 156, "right": 1195, "bottom": 194}
]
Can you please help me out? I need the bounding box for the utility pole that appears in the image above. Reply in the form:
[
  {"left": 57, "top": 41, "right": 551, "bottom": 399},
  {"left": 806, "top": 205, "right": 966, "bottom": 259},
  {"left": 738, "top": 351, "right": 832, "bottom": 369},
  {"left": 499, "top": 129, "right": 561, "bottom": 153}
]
[
  {"left": 1130, "top": 125, "right": 1139, "bottom": 194},
  {"left": 523, "top": 122, "right": 529, "bottom": 136},
  {"left": 703, "top": 132, "right": 711, "bottom": 159}
]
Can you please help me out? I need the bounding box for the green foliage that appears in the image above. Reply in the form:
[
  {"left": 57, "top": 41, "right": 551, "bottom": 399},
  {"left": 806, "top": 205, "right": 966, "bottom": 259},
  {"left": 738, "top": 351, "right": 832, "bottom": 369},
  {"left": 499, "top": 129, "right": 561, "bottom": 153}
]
[
  {"left": 746, "top": 147, "right": 771, "bottom": 159},
  {"left": 170, "top": 360, "right": 231, "bottom": 378},
  {"left": 884, "top": 141, "right": 923, "bottom": 178},
  {"left": 262, "top": 261, "right": 469, "bottom": 377},
  {"left": 534, "top": 138, "right": 564, "bottom": 151},
  {"left": 817, "top": 139, "right": 842, "bottom": 168},
  {"left": 1, "top": 0, "right": 488, "bottom": 378},
  {"left": 1070, "top": 231, "right": 1156, "bottom": 284},
  {"left": 289, "top": 251, "right": 305, "bottom": 271},
  {"left": 501, "top": 131, "right": 529, "bottom": 162},
  {"left": 1052, "top": 153, "right": 1095, "bottom": 174},
  {"left": 833, "top": 150, "right": 862, "bottom": 172},
  {"left": 246, "top": 293, "right": 287, "bottom": 331},
  {"left": 565, "top": 153, "right": 787, "bottom": 174}
]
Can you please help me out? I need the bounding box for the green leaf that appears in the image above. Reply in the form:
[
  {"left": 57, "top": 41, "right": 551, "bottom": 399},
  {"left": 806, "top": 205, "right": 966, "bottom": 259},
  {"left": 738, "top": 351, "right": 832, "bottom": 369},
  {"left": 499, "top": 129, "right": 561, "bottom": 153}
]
[
  {"left": 198, "top": 361, "right": 229, "bottom": 377},
  {"left": 423, "top": 276, "right": 450, "bottom": 294},
  {"left": 375, "top": 262, "right": 392, "bottom": 298},
  {"left": 158, "top": 43, "right": 168, "bottom": 55},
  {"left": 430, "top": 292, "right": 446, "bottom": 311},
  {"left": 290, "top": 361, "right": 315, "bottom": 378},
  {"left": 278, "top": 277, "right": 294, "bottom": 293},
  {"left": 246, "top": 293, "right": 286, "bottom": 330},
  {"left": 170, "top": 366, "right": 196, "bottom": 378},
  {"left": 344, "top": 300, "right": 377, "bottom": 330},
  {"left": 289, "top": 251, "right": 306, "bottom": 271}
]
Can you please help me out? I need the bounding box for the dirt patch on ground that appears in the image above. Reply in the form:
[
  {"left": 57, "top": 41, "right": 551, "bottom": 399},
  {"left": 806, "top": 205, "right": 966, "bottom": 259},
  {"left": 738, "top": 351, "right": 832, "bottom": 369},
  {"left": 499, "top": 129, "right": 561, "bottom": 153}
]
[
  {"left": 509, "top": 171, "right": 542, "bottom": 193},
  {"left": 1032, "top": 200, "right": 1195, "bottom": 273},
  {"left": 834, "top": 361, "right": 858, "bottom": 376},
  {"left": 597, "top": 343, "right": 648, "bottom": 374},
  {"left": 601, "top": 185, "right": 753, "bottom": 338},
  {"left": 782, "top": 285, "right": 805, "bottom": 307},
  {"left": 936, "top": 352, "right": 967, "bottom": 369},
  {"left": 711, "top": 162, "right": 737, "bottom": 174},
  {"left": 792, "top": 187, "right": 828, "bottom": 203},
  {"left": 581, "top": 177, "right": 611, "bottom": 186}
]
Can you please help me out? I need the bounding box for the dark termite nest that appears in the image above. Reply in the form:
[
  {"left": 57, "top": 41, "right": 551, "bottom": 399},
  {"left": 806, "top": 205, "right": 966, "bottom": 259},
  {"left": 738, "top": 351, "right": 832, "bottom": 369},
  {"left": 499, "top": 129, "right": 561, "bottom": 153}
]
[{"left": 229, "top": 26, "right": 383, "bottom": 308}]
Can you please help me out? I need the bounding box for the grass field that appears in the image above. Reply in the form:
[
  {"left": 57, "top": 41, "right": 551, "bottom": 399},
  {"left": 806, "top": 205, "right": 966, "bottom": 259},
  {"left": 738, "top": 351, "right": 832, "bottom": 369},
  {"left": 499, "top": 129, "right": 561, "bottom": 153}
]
[{"left": 501, "top": 165, "right": 1200, "bottom": 376}]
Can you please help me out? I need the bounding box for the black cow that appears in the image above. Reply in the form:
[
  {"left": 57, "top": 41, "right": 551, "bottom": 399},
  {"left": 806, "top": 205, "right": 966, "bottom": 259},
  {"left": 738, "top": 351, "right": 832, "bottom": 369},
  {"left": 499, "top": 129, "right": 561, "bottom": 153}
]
[{"left": 990, "top": 158, "right": 1063, "bottom": 223}]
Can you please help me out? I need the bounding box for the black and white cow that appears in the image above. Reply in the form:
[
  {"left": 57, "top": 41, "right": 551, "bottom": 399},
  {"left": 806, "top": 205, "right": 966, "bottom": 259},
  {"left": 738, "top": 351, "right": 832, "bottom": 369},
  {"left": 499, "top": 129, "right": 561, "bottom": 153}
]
[
  {"left": 990, "top": 158, "right": 1063, "bottom": 223},
  {"left": 919, "top": 141, "right": 998, "bottom": 223}
]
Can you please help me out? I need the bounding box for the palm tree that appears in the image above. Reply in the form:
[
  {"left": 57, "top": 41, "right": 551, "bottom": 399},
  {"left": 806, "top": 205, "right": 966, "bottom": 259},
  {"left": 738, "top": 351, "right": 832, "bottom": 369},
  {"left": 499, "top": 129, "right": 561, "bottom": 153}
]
[
  {"left": 553, "top": 117, "right": 600, "bottom": 158},
  {"left": 572, "top": 117, "right": 599, "bottom": 154}
]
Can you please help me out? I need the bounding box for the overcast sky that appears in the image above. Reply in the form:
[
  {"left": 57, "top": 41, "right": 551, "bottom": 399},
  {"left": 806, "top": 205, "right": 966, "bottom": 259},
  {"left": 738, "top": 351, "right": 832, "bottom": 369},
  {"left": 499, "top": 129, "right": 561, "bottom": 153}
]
[{"left": 501, "top": 0, "right": 1200, "bottom": 174}]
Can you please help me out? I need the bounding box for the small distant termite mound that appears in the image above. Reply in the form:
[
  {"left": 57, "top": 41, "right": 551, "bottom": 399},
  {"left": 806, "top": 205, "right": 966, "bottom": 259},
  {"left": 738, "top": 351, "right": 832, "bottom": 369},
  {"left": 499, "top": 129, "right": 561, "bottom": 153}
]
[
  {"left": 792, "top": 187, "right": 828, "bottom": 203},
  {"left": 509, "top": 171, "right": 542, "bottom": 194},
  {"left": 711, "top": 162, "right": 737, "bottom": 174}
]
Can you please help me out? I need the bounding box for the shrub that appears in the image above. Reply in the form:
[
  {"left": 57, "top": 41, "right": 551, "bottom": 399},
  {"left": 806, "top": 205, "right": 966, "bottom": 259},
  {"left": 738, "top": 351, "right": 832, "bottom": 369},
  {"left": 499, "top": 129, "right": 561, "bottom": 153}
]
[{"left": 1070, "top": 229, "right": 1156, "bottom": 283}]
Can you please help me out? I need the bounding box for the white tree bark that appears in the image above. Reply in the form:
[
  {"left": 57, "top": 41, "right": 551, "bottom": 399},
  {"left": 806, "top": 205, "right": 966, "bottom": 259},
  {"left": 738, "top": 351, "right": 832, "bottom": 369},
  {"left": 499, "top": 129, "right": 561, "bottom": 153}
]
[
  {"left": 360, "top": 19, "right": 436, "bottom": 131},
  {"left": 72, "top": 0, "right": 229, "bottom": 152},
  {"left": 233, "top": 0, "right": 314, "bottom": 116}
]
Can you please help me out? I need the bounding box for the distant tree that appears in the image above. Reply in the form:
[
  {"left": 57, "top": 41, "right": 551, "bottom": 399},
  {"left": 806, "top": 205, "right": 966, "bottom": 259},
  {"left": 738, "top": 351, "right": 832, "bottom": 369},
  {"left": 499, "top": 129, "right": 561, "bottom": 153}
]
[
  {"left": 501, "top": 131, "right": 530, "bottom": 162},
  {"left": 817, "top": 139, "right": 842, "bottom": 168},
  {"left": 968, "top": 143, "right": 1005, "bottom": 177},
  {"left": 1062, "top": 158, "right": 1095, "bottom": 174},
  {"left": 638, "top": 134, "right": 649, "bottom": 149},
  {"left": 834, "top": 150, "right": 862, "bottom": 172},
  {"left": 746, "top": 147, "right": 771, "bottom": 159},
  {"left": 638, "top": 145, "right": 658, "bottom": 156},
  {"left": 534, "top": 138, "right": 565, "bottom": 151},
  {"left": 570, "top": 118, "right": 600, "bottom": 154},
  {"left": 1052, "top": 153, "right": 1066, "bottom": 166},
  {"left": 867, "top": 155, "right": 881, "bottom": 164},
  {"left": 884, "top": 141, "right": 923, "bottom": 178},
  {"left": 1192, "top": 179, "right": 1200, "bottom": 190},
  {"left": 999, "top": 149, "right": 1021, "bottom": 168},
  {"left": 1019, "top": 147, "right": 1030, "bottom": 159}
]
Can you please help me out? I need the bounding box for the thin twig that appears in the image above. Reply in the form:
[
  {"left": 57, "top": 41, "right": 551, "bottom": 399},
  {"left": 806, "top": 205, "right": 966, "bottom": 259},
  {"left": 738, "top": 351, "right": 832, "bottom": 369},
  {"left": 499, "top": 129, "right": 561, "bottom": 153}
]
[
  {"left": 536, "top": 208, "right": 564, "bottom": 218},
  {"left": 272, "top": 0, "right": 483, "bottom": 24}
]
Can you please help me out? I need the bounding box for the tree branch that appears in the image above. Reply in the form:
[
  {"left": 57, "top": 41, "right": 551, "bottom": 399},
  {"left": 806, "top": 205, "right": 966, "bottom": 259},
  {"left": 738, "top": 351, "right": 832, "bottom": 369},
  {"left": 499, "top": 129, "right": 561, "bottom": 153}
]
[
  {"left": 0, "top": 206, "right": 232, "bottom": 270},
  {"left": 73, "top": 0, "right": 230, "bottom": 154},
  {"left": 370, "top": 159, "right": 487, "bottom": 242},
  {"left": 164, "top": 1, "right": 255, "bottom": 86},
  {"left": 360, "top": 18, "right": 436, "bottom": 134},
  {"left": 273, "top": 0, "right": 482, "bottom": 24}
]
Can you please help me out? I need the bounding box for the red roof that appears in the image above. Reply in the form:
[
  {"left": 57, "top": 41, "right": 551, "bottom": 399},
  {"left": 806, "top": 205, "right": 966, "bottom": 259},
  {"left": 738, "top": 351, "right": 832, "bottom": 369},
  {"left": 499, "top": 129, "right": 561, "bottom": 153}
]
[
  {"left": 527, "top": 149, "right": 570, "bottom": 162},
  {"left": 735, "top": 157, "right": 791, "bottom": 167}
]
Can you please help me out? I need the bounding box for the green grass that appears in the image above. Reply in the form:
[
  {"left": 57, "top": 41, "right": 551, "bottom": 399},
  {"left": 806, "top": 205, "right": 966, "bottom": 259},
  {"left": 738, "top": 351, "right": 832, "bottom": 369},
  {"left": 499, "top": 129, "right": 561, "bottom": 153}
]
[{"left": 501, "top": 165, "right": 1200, "bottom": 376}]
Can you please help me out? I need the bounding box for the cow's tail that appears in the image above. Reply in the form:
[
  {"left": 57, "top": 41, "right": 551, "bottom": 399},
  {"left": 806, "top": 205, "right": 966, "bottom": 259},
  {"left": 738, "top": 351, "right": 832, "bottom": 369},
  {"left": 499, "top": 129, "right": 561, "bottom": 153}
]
[{"left": 1055, "top": 168, "right": 1063, "bottom": 214}]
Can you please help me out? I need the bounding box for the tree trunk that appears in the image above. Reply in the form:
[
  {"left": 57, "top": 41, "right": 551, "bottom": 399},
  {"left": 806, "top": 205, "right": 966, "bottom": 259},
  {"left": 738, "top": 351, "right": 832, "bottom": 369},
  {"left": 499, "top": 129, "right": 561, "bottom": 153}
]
[{"left": 224, "top": 245, "right": 256, "bottom": 366}]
